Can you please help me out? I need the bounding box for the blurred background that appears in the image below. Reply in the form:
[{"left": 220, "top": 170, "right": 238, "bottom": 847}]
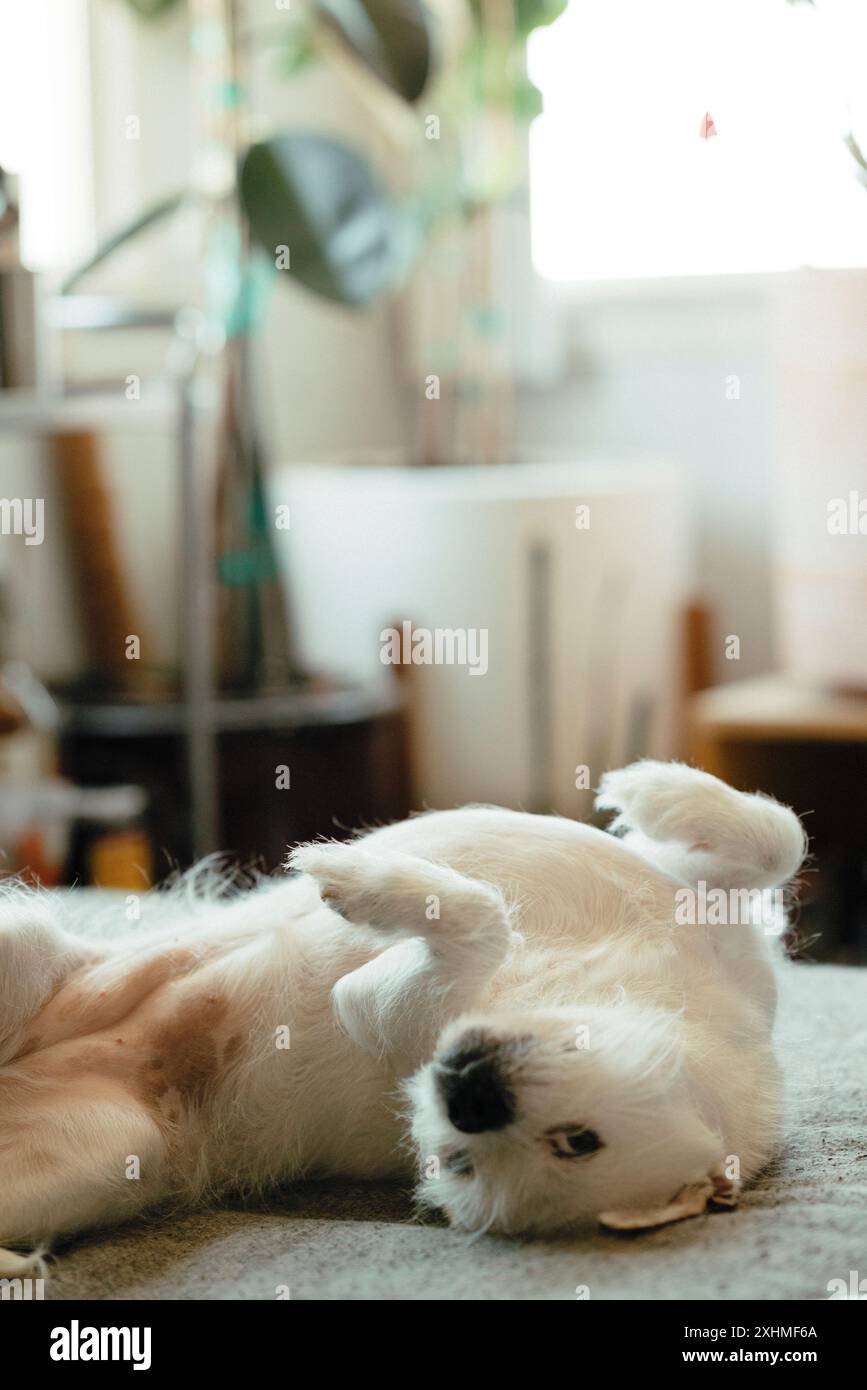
[{"left": 0, "top": 0, "right": 865, "bottom": 961}]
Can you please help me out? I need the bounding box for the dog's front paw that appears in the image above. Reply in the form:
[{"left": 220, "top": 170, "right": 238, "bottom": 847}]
[
  {"left": 289, "top": 843, "right": 492, "bottom": 941},
  {"left": 287, "top": 843, "right": 386, "bottom": 926}
]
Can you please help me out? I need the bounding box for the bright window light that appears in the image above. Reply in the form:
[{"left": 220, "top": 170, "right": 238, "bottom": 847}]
[
  {"left": 528, "top": 0, "right": 867, "bottom": 281},
  {"left": 0, "top": 0, "right": 93, "bottom": 270}
]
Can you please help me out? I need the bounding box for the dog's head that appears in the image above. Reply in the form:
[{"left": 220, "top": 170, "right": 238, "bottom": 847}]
[{"left": 407, "top": 1002, "right": 733, "bottom": 1235}]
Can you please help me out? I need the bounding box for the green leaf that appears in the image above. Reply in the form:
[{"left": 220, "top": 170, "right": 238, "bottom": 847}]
[
  {"left": 61, "top": 192, "right": 186, "bottom": 293},
  {"left": 468, "top": 0, "right": 567, "bottom": 38},
  {"left": 240, "top": 133, "right": 403, "bottom": 306},
  {"left": 276, "top": 31, "right": 320, "bottom": 79},
  {"left": 316, "top": 0, "right": 434, "bottom": 102},
  {"left": 845, "top": 131, "right": 867, "bottom": 191},
  {"left": 513, "top": 72, "right": 543, "bottom": 123},
  {"left": 122, "top": 0, "right": 184, "bottom": 19}
]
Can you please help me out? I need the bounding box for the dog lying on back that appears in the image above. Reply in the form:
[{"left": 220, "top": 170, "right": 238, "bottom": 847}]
[{"left": 0, "top": 761, "right": 805, "bottom": 1272}]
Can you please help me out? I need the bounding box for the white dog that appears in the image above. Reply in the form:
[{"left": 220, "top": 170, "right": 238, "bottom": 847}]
[{"left": 0, "top": 761, "right": 806, "bottom": 1274}]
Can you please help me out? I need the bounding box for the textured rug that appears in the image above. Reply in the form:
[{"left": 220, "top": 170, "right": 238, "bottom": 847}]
[{"left": 38, "top": 939, "right": 866, "bottom": 1301}]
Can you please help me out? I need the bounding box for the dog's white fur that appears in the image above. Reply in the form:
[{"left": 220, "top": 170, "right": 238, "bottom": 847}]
[{"left": 0, "top": 761, "right": 806, "bottom": 1271}]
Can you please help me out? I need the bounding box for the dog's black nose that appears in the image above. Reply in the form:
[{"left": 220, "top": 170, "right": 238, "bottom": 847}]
[{"left": 436, "top": 1043, "right": 514, "bottom": 1134}]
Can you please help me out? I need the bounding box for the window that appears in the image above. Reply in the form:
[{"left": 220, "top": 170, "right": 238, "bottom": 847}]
[
  {"left": 528, "top": 0, "right": 867, "bottom": 281},
  {"left": 0, "top": 0, "right": 93, "bottom": 270}
]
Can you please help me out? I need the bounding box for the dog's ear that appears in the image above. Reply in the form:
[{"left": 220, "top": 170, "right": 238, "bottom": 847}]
[
  {"left": 598, "top": 1180, "right": 714, "bottom": 1232},
  {"left": 599, "top": 1169, "right": 740, "bottom": 1232}
]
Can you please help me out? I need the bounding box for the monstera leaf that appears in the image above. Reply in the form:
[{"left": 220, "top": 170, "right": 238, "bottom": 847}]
[
  {"left": 240, "top": 133, "right": 404, "bottom": 306},
  {"left": 316, "top": 0, "right": 434, "bottom": 101}
]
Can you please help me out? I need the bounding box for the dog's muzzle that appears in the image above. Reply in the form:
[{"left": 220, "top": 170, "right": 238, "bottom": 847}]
[{"left": 435, "top": 1041, "right": 515, "bottom": 1134}]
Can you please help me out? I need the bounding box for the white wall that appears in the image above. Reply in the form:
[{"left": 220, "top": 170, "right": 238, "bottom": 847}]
[{"left": 518, "top": 284, "right": 777, "bottom": 685}]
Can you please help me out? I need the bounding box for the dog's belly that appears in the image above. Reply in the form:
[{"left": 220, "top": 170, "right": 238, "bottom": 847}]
[
  {"left": 9, "top": 906, "right": 402, "bottom": 1189},
  {"left": 363, "top": 806, "right": 678, "bottom": 940},
  {"left": 15, "top": 938, "right": 254, "bottom": 1125}
]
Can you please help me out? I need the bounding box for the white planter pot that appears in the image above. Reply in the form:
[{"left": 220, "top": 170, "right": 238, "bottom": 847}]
[{"left": 270, "top": 454, "right": 688, "bottom": 815}]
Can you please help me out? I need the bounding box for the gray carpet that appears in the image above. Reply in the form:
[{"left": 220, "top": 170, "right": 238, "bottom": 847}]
[{"left": 40, "top": 948, "right": 866, "bottom": 1301}]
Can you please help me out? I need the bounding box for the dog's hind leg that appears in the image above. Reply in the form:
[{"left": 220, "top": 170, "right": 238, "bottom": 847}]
[
  {"left": 596, "top": 760, "right": 806, "bottom": 892},
  {"left": 0, "top": 1084, "right": 167, "bottom": 1275},
  {"left": 0, "top": 895, "right": 101, "bottom": 1065},
  {"left": 288, "top": 844, "right": 512, "bottom": 1060}
]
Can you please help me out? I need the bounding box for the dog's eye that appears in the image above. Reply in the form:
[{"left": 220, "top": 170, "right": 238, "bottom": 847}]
[{"left": 548, "top": 1128, "right": 603, "bottom": 1158}]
